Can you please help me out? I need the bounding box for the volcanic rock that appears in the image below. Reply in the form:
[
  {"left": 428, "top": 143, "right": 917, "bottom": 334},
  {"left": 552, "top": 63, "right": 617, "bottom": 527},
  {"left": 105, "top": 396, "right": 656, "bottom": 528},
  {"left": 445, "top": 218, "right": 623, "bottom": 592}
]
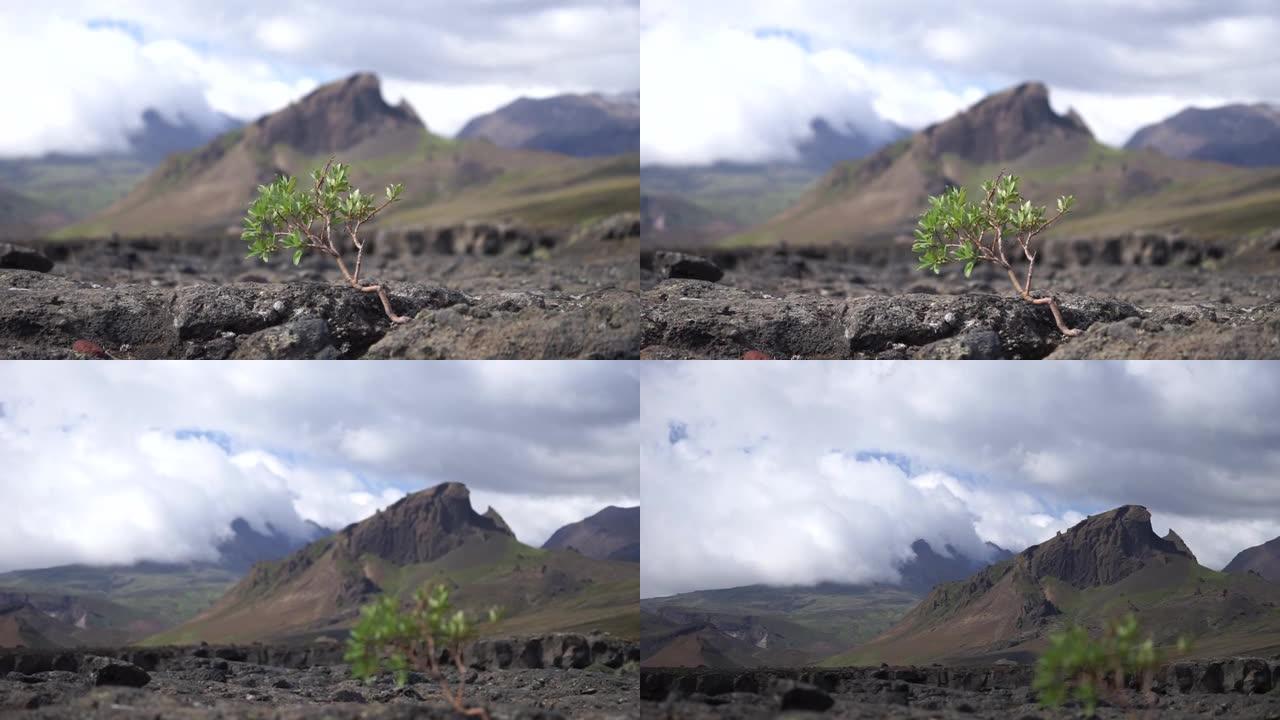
[
  {"left": 654, "top": 252, "right": 724, "bottom": 283},
  {"left": 83, "top": 656, "right": 150, "bottom": 688},
  {"left": 642, "top": 279, "right": 1139, "bottom": 360},
  {"left": 0, "top": 244, "right": 53, "bottom": 273}
]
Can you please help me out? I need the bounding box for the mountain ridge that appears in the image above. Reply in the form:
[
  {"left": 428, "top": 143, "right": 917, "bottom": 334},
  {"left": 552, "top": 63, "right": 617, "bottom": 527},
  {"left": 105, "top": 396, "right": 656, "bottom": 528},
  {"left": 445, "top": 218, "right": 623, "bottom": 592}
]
[
  {"left": 831, "top": 505, "right": 1280, "bottom": 665},
  {"left": 543, "top": 505, "right": 640, "bottom": 562},
  {"left": 1125, "top": 103, "right": 1280, "bottom": 167},
  {"left": 151, "top": 483, "right": 639, "bottom": 645},
  {"left": 730, "top": 81, "right": 1280, "bottom": 247},
  {"left": 458, "top": 93, "right": 639, "bottom": 157}
]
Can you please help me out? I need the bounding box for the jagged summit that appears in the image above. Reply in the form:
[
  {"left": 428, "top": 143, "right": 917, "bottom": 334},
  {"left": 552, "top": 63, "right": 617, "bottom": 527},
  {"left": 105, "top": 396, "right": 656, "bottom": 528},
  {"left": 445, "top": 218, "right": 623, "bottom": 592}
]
[
  {"left": 248, "top": 72, "right": 422, "bottom": 155},
  {"left": 482, "top": 506, "right": 513, "bottom": 536},
  {"left": 342, "top": 482, "right": 513, "bottom": 566},
  {"left": 919, "top": 81, "right": 1093, "bottom": 164},
  {"left": 1020, "top": 505, "right": 1195, "bottom": 588}
]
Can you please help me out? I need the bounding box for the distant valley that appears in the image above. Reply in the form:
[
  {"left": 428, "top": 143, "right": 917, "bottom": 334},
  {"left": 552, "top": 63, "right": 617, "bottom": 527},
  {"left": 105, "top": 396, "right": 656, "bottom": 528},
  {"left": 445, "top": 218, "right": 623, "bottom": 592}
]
[{"left": 640, "top": 539, "right": 1010, "bottom": 667}]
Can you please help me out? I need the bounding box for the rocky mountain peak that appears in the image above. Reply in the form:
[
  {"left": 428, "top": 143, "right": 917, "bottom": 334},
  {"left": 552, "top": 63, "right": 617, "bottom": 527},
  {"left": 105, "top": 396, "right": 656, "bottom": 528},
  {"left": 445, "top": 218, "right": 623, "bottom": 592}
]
[
  {"left": 482, "top": 506, "right": 513, "bottom": 535},
  {"left": 249, "top": 72, "right": 422, "bottom": 155},
  {"left": 1020, "top": 505, "right": 1194, "bottom": 589},
  {"left": 920, "top": 81, "right": 1093, "bottom": 163},
  {"left": 340, "top": 482, "right": 513, "bottom": 566}
]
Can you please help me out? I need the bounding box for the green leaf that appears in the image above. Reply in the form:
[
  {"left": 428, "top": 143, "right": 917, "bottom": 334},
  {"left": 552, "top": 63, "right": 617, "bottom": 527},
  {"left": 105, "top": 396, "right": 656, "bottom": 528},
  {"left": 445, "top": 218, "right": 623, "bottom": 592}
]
[
  {"left": 964, "top": 261, "right": 976, "bottom": 278},
  {"left": 293, "top": 249, "right": 304, "bottom": 265}
]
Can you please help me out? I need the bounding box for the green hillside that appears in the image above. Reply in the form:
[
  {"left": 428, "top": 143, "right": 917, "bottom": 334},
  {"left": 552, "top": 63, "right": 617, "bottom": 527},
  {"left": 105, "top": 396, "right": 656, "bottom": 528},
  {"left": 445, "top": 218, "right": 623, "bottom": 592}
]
[
  {"left": 147, "top": 534, "right": 637, "bottom": 646},
  {"left": 0, "top": 563, "right": 241, "bottom": 633}
]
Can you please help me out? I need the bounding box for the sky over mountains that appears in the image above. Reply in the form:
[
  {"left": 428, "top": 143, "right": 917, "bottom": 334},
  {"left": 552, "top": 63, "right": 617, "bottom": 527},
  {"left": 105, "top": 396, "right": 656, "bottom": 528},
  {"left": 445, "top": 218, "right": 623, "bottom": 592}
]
[
  {"left": 0, "top": 0, "right": 639, "bottom": 157},
  {"left": 0, "top": 363, "right": 639, "bottom": 573},
  {"left": 640, "top": 362, "right": 1280, "bottom": 598},
  {"left": 641, "top": 0, "right": 1280, "bottom": 164}
]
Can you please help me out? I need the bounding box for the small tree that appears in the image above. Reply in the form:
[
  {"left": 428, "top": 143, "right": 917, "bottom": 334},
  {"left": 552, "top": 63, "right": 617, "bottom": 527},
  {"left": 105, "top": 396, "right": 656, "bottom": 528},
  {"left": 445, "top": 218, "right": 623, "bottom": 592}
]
[
  {"left": 345, "top": 584, "right": 500, "bottom": 718},
  {"left": 1034, "top": 614, "right": 1188, "bottom": 716},
  {"left": 242, "top": 158, "right": 409, "bottom": 323},
  {"left": 913, "top": 172, "right": 1080, "bottom": 336}
]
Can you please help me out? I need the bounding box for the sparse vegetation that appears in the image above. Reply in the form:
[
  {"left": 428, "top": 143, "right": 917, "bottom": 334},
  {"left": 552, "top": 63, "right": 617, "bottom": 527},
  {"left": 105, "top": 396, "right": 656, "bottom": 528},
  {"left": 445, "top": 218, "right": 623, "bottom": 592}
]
[
  {"left": 912, "top": 172, "right": 1081, "bottom": 335},
  {"left": 242, "top": 158, "right": 409, "bottom": 323},
  {"left": 346, "top": 584, "right": 501, "bottom": 718},
  {"left": 1034, "top": 614, "right": 1188, "bottom": 716}
]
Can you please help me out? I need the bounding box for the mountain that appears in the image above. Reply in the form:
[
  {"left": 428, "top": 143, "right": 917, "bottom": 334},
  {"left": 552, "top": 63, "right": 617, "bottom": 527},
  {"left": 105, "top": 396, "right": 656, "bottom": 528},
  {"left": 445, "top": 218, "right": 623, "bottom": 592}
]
[
  {"left": 642, "top": 117, "right": 910, "bottom": 247},
  {"left": 734, "top": 82, "right": 1280, "bottom": 247},
  {"left": 897, "top": 539, "right": 1013, "bottom": 593},
  {"left": 127, "top": 109, "right": 243, "bottom": 164},
  {"left": 62, "top": 73, "right": 638, "bottom": 238},
  {"left": 830, "top": 506, "right": 1280, "bottom": 666},
  {"left": 1225, "top": 536, "right": 1280, "bottom": 581},
  {"left": 543, "top": 506, "right": 640, "bottom": 562},
  {"left": 0, "top": 110, "right": 242, "bottom": 236},
  {"left": 640, "top": 539, "right": 1007, "bottom": 668},
  {"left": 1125, "top": 103, "right": 1280, "bottom": 167},
  {"left": 457, "top": 93, "right": 639, "bottom": 157},
  {"left": 149, "top": 483, "right": 639, "bottom": 645},
  {"left": 0, "top": 517, "right": 333, "bottom": 646},
  {"left": 214, "top": 518, "right": 331, "bottom": 573}
]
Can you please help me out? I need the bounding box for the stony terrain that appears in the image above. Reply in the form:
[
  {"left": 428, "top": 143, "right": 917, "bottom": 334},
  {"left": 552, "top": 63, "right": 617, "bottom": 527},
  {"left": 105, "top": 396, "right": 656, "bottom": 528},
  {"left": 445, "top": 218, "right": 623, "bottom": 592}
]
[
  {"left": 0, "top": 214, "right": 640, "bottom": 359},
  {"left": 1, "top": 635, "right": 639, "bottom": 719},
  {"left": 642, "top": 661, "right": 1280, "bottom": 719},
  {"left": 641, "top": 231, "right": 1280, "bottom": 359}
]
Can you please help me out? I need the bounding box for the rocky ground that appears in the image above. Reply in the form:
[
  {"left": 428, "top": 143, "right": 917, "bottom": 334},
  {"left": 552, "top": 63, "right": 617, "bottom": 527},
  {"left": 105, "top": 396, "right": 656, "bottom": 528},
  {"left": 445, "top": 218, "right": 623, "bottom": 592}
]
[
  {"left": 641, "top": 231, "right": 1280, "bottom": 359},
  {"left": 1, "top": 634, "right": 639, "bottom": 719},
  {"left": 0, "top": 214, "right": 640, "bottom": 359},
  {"left": 642, "top": 660, "right": 1280, "bottom": 719}
]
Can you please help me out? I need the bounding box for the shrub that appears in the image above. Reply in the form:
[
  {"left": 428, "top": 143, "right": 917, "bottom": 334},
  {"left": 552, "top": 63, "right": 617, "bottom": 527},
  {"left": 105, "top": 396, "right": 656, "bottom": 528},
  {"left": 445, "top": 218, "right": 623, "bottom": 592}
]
[
  {"left": 1034, "top": 614, "right": 1188, "bottom": 716},
  {"left": 913, "top": 172, "right": 1080, "bottom": 336},
  {"left": 242, "top": 158, "right": 409, "bottom": 323},
  {"left": 345, "top": 584, "right": 500, "bottom": 718}
]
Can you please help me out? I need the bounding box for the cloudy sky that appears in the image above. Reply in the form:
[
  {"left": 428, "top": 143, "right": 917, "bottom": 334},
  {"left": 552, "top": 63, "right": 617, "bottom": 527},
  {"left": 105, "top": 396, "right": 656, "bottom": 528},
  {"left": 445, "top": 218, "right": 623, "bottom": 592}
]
[
  {"left": 641, "top": 362, "right": 1280, "bottom": 598},
  {"left": 0, "top": 1, "right": 638, "bottom": 157},
  {"left": 0, "top": 362, "right": 638, "bottom": 574},
  {"left": 642, "top": 0, "right": 1280, "bottom": 164}
]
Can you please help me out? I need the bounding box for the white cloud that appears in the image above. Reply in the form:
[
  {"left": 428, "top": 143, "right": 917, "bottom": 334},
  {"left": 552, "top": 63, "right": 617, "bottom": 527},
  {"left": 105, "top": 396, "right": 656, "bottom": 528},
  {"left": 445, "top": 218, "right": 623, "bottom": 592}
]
[
  {"left": 382, "top": 79, "right": 570, "bottom": 136},
  {"left": 640, "top": 361, "right": 1280, "bottom": 597},
  {"left": 0, "top": 362, "right": 637, "bottom": 573}
]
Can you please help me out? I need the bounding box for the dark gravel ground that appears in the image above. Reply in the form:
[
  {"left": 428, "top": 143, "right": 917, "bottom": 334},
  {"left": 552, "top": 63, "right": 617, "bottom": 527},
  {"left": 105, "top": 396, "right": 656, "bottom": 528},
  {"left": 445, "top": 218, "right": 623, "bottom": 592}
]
[
  {"left": 0, "top": 214, "right": 640, "bottom": 359},
  {"left": 641, "top": 231, "right": 1280, "bottom": 359},
  {"left": 641, "top": 660, "right": 1280, "bottom": 719},
  {"left": 0, "top": 636, "right": 640, "bottom": 719}
]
